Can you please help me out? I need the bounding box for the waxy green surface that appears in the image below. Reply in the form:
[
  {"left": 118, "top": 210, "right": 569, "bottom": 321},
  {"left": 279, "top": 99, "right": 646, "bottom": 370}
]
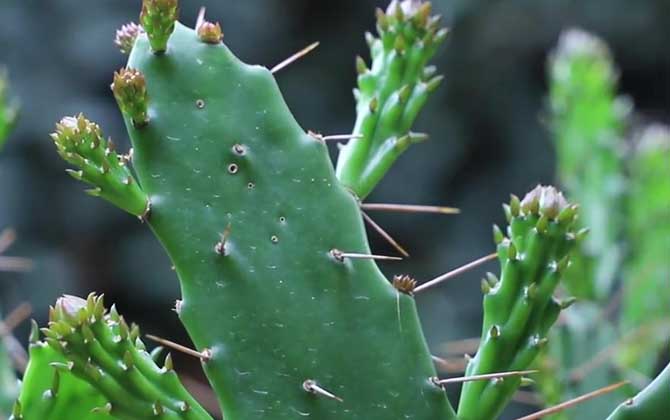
[
  {"left": 125, "top": 23, "right": 455, "bottom": 420},
  {"left": 606, "top": 362, "right": 670, "bottom": 420}
]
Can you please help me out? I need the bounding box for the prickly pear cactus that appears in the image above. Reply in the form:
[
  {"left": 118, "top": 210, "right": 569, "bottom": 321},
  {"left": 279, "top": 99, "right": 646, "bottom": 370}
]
[
  {"left": 336, "top": 0, "right": 447, "bottom": 198},
  {"left": 457, "top": 186, "right": 580, "bottom": 420},
  {"left": 49, "top": 1, "right": 456, "bottom": 418}
]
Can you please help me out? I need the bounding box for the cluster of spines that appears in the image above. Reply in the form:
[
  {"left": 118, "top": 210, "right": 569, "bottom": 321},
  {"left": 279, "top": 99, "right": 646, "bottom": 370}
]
[
  {"left": 336, "top": 0, "right": 447, "bottom": 198},
  {"left": 457, "top": 185, "right": 581, "bottom": 420},
  {"left": 39, "top": 294, "right": 211, "bottom": 420},
  {"left": 50, "top": 115, "right": 149, "bottom": 218}
]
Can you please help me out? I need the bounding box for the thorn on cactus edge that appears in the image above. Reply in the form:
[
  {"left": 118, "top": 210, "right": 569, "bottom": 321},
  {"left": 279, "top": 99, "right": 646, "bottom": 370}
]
[
  {"left": 145, "top": 334, "right": 212, "bottom": 362},
  {"left": 302, "top": 379, "right": 344, "bottom": 402},
  {"left": 330, "top": 249, "right": 403, "bottom": 263},
  {"left": 271, "top": 42, "right": 320, "bottom": 74}
]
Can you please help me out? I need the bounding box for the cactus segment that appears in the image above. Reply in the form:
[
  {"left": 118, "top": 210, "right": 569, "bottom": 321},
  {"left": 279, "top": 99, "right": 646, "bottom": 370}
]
[
  {"left": 115, "top": 23, "right": 144, "bottom": 55},
  {"left": 0, "top": 72, "right": 18, "bottom": 149},
  {"left": 50, "top": 115, "right": 149, "bottom": 217},
  {"left": 140, "top": 0, "right": 179, "bottom": 54},
  {"left": 38, "top": 294, "right": 211, "bottom": 420},
  {"left": 549, "top": 28, "right": 628, "bottom": 300},
  {"left": 123, "top": 20, "right": 456, "bottom": 420},
  {"left": 457, "top": 186, "right": 579, "bottom": 420},
  {"left": 619, "top": 126, "right": 670, "bottom": 375},
  {"left": 606, "top": 362, "right": 670, "bottom": 420},
  {"left": 13, "top": 328, "right": 110, "bottom": 420},
  {"left": 335, "top": 0, "right": 447, "bottom": 198}
]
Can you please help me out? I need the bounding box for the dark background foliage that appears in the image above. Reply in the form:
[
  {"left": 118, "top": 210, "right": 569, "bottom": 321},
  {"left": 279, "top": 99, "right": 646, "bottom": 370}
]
[{"left": 0, "top": 0, "right": 668, "bottom": 417}]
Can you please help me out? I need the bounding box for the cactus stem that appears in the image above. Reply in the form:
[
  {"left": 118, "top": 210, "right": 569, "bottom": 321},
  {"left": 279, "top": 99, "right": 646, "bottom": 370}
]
[
  {"left": 434, "top": 370, "right": 538, "bottom": 386},
  {"left": 361, "top": 211, "right": 410, "bottom": 257},
  {"left": 514, "top": 381, "right": 628, "bottom": 420},
  {"left": 414, "top": 252, "right": 498, "bottom": 294},
  {"left": 307, "top": 130, "right": 364, "bottom": 143},
  {"left": 302, "top": 379, "right": 344, "bottom": 403},
  {"left": 271, "top": 41, "right": 320, "bottom": 74},
  {"left": 214, "top": 223, "right": 232, "bottom": 256},
  {"left": 145, "top": 334, "right": 211, "bottom": 362},
  {"left": 360, "top": 203, "right": 460, "bottom": 215},
  {"left": 329, "top": 249, "right": 403, "bottom": 262}
]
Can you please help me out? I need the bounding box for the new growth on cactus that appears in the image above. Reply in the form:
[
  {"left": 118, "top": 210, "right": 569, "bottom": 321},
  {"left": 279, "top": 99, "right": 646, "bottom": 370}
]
[
  {"left": 16, "top": 294, "right": 211, "bottom": 420},
  {"left": 457, "top": 186, "right": 580, "bottom": 420},
  {"left": 336, "top": 0, "right": 447, "bottom": 198}
]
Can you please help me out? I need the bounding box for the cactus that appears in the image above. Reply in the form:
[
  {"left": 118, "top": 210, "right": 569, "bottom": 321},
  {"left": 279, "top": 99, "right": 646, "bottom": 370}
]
[
  {"left": 46, "top": 1, "right": 458, "bottom": 418},
  {"left": 457, "top": 186, "right": 580, "bottom": 420},
  {"left": 336, "top": 0, "right": 447, "bottom": 198},
  {"left": 13, "top": 323, "right": 111, "bottom": 420},
  {"left": 16, "top": 294, "right": 211, "bottom": 420},
  {"left": 7, "top": 1, "right": 664, "bottom": 419},
  {"left": 536, "top": 28, "right": 670, "bottom": 419},
  {"left": 618, "top": 126, "right": 670, "bottom": 375},
  {"left": 548, "top": 28, "right": 628, "bottom": 300}
]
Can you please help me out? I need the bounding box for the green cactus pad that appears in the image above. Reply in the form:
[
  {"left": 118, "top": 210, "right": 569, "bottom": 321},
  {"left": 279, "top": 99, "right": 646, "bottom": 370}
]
[
  {"left": 336, "top": 0, "right": 447, "bottom": 198},
  {"left": 606, "top": 362, "right": 670, "bottom": 420},
  {"left": 39, "top": 294, "right": 211, "bottom": 420},
  {"left": 121, "top": 20, "right": 455, "bottom": 420},
  {"left": 457, "top": 185, "right": 580, "bottom": 420}
]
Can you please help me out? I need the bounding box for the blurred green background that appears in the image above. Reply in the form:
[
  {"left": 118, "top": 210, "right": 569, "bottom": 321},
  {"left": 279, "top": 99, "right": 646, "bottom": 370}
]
[{"left": 0, "top": 0, "right": 668, "bottom": 417}]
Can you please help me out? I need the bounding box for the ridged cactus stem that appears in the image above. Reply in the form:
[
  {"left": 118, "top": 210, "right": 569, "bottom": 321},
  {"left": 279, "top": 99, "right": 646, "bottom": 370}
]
[
  {"left": 457, "top": 186, "right": 579, "bottom": 420},
  {"left": 12, "top": 321, "right": 111, "bottom": 420},
  {"left": 336, "top": 0, "right": 447, "bottom": 198},
  {"left": 50, "top": 115, "right": 149, "bottom": 217}
]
